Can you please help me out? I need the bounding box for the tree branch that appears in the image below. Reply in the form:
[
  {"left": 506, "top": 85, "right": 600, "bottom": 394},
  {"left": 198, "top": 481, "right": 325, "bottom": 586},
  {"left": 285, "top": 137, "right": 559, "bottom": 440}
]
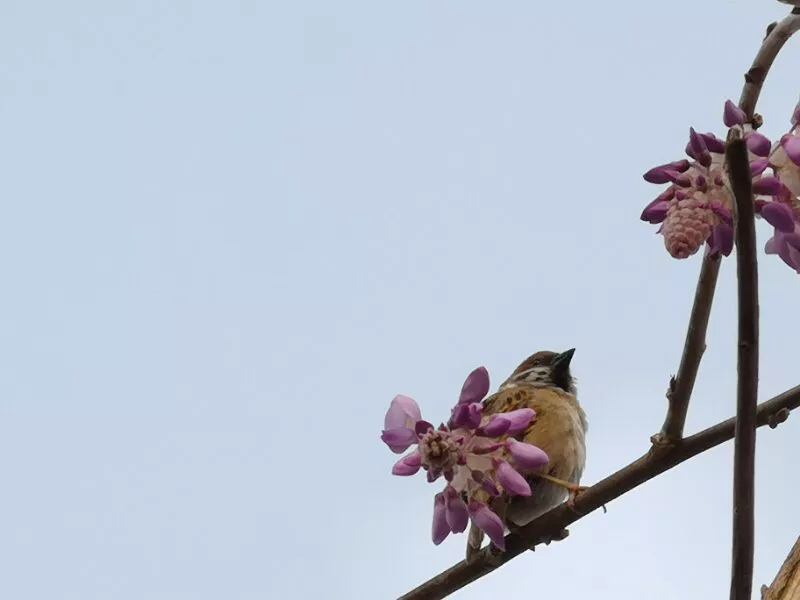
[
  {"left": 739, "top": 14, "right": 800, "bottom": 120},
  {"left": 655, "top": 257, "right": 720, "bottom": 443},
  {"left": 726, "top": 132, "right": 760, "bottom": 600},
  {"left": 398, "top": 385, "right": 800, "bottom": 600},
  {"left": 761, "top": 537, "right": 800, "bottom": 600}
]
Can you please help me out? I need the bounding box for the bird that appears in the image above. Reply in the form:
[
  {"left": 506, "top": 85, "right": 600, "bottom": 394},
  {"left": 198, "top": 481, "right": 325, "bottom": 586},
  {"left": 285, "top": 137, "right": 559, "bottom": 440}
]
[{"left": 465, "top": 348, "right": 588, "bottom": 564}]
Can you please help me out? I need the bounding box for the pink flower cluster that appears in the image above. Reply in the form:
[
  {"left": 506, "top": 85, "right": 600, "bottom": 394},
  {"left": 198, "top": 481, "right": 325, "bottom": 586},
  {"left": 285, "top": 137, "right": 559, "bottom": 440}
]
[
  {"left": 641, "top": 99, "right": 800, "bottom": 272},
  {"left": 380, "top": 367, "right": 549, "bottom": 550}
]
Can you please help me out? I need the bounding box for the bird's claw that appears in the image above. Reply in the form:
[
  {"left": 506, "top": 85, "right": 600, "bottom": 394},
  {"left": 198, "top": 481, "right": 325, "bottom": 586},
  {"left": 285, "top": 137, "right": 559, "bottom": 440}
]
[
  {"left": 485, "top": 544, "right": 506, "bottom": 566},
  {"left": 566, "top": 486, "right": 590, "bottom": 514}
]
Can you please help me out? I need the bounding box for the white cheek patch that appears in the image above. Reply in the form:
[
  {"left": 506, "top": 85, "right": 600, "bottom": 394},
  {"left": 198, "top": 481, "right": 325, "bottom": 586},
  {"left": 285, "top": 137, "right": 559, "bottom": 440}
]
[{"left": 522, "top": 366, "right": 551, "bottom": 383}]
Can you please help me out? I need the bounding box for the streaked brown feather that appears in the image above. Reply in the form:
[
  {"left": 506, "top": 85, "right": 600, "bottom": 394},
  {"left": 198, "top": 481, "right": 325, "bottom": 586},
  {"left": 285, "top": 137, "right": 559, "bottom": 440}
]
[
  {"left": 472, "top": 384, "right": 587, "bottom": 529},
  {"left": 466, "top": 350, "right": 587, "bottom": 561}
]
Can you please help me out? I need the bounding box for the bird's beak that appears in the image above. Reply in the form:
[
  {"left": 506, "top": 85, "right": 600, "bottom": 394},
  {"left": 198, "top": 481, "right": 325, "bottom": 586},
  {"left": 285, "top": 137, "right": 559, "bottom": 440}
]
[{"left": 553, "top": 348, "right": 575, "bottom": 371}]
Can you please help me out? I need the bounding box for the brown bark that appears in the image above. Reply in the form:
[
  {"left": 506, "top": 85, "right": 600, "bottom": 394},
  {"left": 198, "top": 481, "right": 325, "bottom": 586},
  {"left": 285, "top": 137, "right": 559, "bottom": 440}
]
[{"left": 762, "top": 538, "right": 800, "bottom": 600}]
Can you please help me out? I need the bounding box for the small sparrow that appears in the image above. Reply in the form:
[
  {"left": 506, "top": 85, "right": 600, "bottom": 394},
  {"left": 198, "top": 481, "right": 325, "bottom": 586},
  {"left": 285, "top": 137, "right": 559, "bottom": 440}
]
[{"left": 466, "top": 348, "right": 588, "bottom": 563}]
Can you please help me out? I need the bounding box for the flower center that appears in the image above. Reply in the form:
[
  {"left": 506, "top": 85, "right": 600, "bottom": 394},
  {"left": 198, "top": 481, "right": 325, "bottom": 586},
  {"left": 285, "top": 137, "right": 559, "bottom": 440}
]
[{"left": 419, "top": 431, "right": 460, "bottom": 472}]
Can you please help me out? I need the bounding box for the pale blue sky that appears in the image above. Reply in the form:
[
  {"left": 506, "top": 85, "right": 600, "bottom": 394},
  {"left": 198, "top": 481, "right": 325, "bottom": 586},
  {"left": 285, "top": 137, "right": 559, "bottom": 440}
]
[{"left": 1, "top": 1, "right": 799, "bottom": 599}]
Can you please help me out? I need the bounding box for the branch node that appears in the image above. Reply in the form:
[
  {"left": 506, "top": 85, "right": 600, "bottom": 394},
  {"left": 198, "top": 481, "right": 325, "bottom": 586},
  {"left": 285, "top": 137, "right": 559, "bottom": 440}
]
[
  {"left": 768, "top": 407, "right": 790, "bottom": 429},
  {"left": 649, "top": 432, "right": 677, "bottom": 453},
  {"left": 765, "top": 21, "right": 778, "bottom": 40}
]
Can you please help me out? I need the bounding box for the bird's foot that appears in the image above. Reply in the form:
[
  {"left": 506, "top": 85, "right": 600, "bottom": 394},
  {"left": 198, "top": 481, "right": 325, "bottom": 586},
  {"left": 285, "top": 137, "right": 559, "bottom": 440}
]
[
  {"left": 465, "top": 542, "right": 506, "bottom": 565},
  {"left": 486, "top": 544, "right": 506, "bottom": 566},
  {"left": 465, "top": 543, "right": 482, "bottom": 565},
  {"left": 535, "top": 474, "right": 590, "bottom": 514},
  {"left": 566, "top": 486, "right": 590, "bottom": 514}
]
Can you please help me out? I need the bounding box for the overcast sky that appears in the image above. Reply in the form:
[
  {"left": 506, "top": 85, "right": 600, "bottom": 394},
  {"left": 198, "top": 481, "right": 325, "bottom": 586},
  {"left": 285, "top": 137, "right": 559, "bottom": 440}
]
[{"left": 1, "top": 1, "right": 799, "bottom": 599}]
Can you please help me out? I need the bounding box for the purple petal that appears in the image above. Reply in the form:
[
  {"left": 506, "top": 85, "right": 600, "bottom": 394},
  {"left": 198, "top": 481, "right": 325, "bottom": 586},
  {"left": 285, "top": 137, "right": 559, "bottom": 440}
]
[
  {"left": 415, "top": 420, "right": 434, "bottom": 436},
  {"left": 465, "top": 403, "right": 483, "bottom": 430},
  {"left": 751, "top": 158, "right": 770, "bottom": 176},
  {"left": 384, "top": 395, "right": 421, "bottom": 430},
  {"left": 392, "top": 451, "right": 422, "bottom": 476},
  {"left": 783, "top": 243, "right": 800, "bottom": 268},
  {"left": 784, "top": 233, "right": 800, "bottom": 250},
  {"left": 752, "top": 177, "right": 784, "bottom": 196},
  {"left": 695, "top": 174, "right": 708, "bottom": 192},
  {"left": 502, "top": 408, "right": 536, "bottom": 434},
  {"left": 663, "top": 170, "right": 692, "bottom": 187},
  {"left": 427, "top": 469, "right": 442, "bottom": 483},
  {"left": 641, "top": 200, "right": 669, "bottom": 224},
  {"left": 459, "top": 366, "right": 490, "bottom": 405},
  {"left": 765, "top": 234, "right": 781, "bottom": 255},
  {"left": 792, "top": 102, "right": 800, "bottom": 126},
  {"left": 671, "top": 159, "right": 692, "bottom": 173},
  {"left": 782, "top": 136, "right": 800, "bottom": 167},
  {"left": 785, "top": 245, "right": 800, "bottom": 273},
  {"left": 506, "top": 439, "right": 550, "bottom": 471},
  {"left": 710, "top": 203, "right": 733, "bottom": 223},
  {"left": 656, "top": 187, "right": 676, "bottom": 202},
  {"left": 772, "top": 233, "right": 800, "bottom": 272},
  {"left": 481, "top": 478, "right": 500, "bottom": 497},
  {"left": 642, "top": 167, "right": 671, "bottom": 184},
  {"left": 432, "top": 493, "right": 450, "bottom": 545},
  {"left": 689, "top": 128, "right": 712, "bottom": 167},
  {"left": 470, "top": 441, "right": 503, "bottom": 455},
  {"left": 700, "top": 133, "right": 725, "bottom": 153},
  {"left": 450, "top": 404, "right": 469, "bottom": 429},
  {"left": 708, "top": 223, "right": 734, "bottom": 258},
  {"left": 745, "top": 132, "right": 772, "bottom": 157},
  {"left": 642, "top": 160, "right": 691, "bottom": 184},
  {"left": 494, "top": 460, "right": 531, "bottom": 496},
  {"left": 381, "top": 427, "right": 417, "bottom": 454},
  {"left": 723, "top": 99, "right": 746, "bottom": 127},
  {"left": 480, "top": 416, "right": 511, "bottom": 438},
  {"left": 761, "top": 202, "right": 796, "bottom": 233},
  {"left": 468, "top": 502, "right": 506, "bottom": 550},
  {"left": 444, "top": 488, "right": 469, "bottom": 533}
]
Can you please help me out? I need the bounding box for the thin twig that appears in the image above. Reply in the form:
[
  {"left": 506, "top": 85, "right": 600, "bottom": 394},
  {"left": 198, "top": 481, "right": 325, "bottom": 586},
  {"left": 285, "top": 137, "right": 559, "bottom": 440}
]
[
  {"left": 398, "top": 385, "right": 800, "bottom": 600},
  {"left": 655, "top": 257, "right": 720, "bottom": 443},
  {"left": 739, "top": 14, "right": 800, "bottom": 119},
  {"left": 726, "top": 132, "right": 760, "bottom": 600}
]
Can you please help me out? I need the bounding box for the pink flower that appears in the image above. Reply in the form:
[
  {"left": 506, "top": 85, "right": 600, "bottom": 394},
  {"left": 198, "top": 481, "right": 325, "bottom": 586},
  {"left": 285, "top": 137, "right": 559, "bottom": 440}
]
[
  {"left": 443, "top": 486, "right": 469, "bottom": 533},
  {"left": 380, "top": 394, "right": 422, "bottom": 453},
  {"left": 391, "top": 452, "right": 422, "bottom": 476},
  {"left": 494, "top": 459, "right": 531, "bottom": 496},
  {"left": 641, "top": 100, "right": 779, "bottom": 261},
  {"left": 458, "top": 366, "right": 490, "bottom": 405},
  {"left": 432, "top": 493, "right": 450, "bottom": 545},
  {"left": 770, "top": 133, "right": 800, "bottom": 196},
  {"left": 765, "top": 223, "right": 800, "bottom": 273},
  {"left": 468, "top": 501, "right": 506, "bottom": 550},
  {"left": 506, "top": 439, "right": 550, "bottom": 470},
  {"left": 381, "top": 366, "right": 550, "bottom": 547}
]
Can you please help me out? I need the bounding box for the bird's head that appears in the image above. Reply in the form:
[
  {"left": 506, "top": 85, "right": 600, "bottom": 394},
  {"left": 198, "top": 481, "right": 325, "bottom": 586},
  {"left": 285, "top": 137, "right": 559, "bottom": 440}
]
[{"left": 503, "top": 348, "right": 576, "bottom": 394}]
